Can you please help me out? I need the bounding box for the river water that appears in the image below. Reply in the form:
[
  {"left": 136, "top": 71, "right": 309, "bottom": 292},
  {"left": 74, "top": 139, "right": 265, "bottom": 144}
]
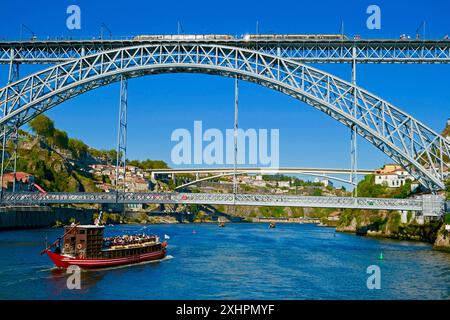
[{"left": 0, "top": 223, "right": 449, "bottom": 300}]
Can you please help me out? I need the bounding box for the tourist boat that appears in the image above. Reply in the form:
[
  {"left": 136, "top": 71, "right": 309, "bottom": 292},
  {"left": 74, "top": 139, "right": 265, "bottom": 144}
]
[{"left": 42, "top": 223, "right": 167, "bottom": 269}]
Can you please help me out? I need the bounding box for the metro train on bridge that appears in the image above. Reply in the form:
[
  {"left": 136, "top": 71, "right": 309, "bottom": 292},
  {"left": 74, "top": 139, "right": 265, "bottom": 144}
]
[
  {"left": 132, "top": 34, "right": 348, "bottom": 41},
  {"left": 131, "top": 33, "right": 450, "bottom": 41}
]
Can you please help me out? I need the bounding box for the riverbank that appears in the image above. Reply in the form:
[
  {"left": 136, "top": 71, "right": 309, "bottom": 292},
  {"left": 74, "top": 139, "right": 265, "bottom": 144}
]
[{"left": 327, "top": 208, "right": 450, "bottom": 252}]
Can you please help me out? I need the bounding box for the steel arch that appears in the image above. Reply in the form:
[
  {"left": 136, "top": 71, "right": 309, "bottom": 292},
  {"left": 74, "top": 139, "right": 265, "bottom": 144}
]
[{"left": 0, "top": 44, "right": 448, "bottom": 190}]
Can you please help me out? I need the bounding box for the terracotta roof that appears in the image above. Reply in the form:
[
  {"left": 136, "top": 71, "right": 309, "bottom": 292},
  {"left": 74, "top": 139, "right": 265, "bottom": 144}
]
[
  {"left": 2, "top": 172, "right": 31, "bottom": 182},
  {"left": 1, "top": 172, "right": 33, "bottom": 188},
  {"left": 376, "top": 172, "right": 397, "bottom": 176}
]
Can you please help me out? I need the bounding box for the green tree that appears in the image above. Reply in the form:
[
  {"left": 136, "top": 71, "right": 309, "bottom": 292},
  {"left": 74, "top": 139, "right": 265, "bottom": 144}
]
[
  {"left": 102, "top": 175, "right": 111, "bottom": 184},
  {"left": 34, "top": 159, "right": 54, "bottom": 182},
  {"left": 445, "top": 214, "right": 450, "bottom": 225},
  {"left": 29, "top": 114, "right": 55, "bottom": 138},
  {"left": 52, "top": 129, "right": 69, "bottom": 149},
  {"left": 128, "top": 159, "right": 141, "bottom": 167},
  {"left": 140, "top": 159, "right": 169, "bottom": 169},
  {"left": 106, "top": 149, "right": 118, "bottom": 163},
  {"left": 395, "top": 179, "right": 412, "bottom": 199},
  {"left": 442, "top": 122, "right": 450, "bottom": 138},
  {"left": 125, "top": 159, "right": 169, "bottom": 169},
  {"left": 68, "top": 138, "right": 88, "bottom": 159},
  {"left": 356, "top": 174, "right": 387, "bottom": 198}
]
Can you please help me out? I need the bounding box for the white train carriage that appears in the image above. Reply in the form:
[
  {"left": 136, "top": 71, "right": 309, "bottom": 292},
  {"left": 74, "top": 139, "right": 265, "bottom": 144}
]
[{"left": 133, "top": 34, "right": 235, "bottom": 41}]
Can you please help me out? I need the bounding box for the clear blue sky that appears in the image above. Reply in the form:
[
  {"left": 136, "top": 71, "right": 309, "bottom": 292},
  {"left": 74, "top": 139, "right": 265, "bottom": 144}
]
[{"left": 0, "top": 0, "right": 449, "bottom": 183}]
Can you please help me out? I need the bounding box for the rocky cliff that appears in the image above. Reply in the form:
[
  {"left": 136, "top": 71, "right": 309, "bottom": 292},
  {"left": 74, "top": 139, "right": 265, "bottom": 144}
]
[
  {"left": 335, "top": 209, "right": 442, "bottom": 244},
  {"left": 434, "top": 224, "right": 450, "bottom": 252}
]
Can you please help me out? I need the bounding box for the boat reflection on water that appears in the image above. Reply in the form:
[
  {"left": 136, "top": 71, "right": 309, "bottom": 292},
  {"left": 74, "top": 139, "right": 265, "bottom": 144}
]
[
  {"left": 48, "top": 265, "right": 106, "bottom": 294},
  {"left": 47, "top": 254, "right": 172, "bottom": 294}
]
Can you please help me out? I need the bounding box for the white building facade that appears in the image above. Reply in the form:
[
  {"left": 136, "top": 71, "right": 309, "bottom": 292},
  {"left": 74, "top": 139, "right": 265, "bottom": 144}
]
[{"left": 374, "top": 164, "right": 414, "bottom": 188}]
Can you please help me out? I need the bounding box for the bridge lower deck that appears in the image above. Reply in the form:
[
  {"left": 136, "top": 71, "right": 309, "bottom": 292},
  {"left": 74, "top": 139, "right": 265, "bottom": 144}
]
[{"left": 0, "top": 192, "right": 444, "bottom": 215}]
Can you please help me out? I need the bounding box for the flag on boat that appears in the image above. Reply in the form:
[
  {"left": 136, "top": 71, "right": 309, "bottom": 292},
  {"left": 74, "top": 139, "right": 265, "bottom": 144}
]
[{"left": 164, "top": 234, "right": 170, "bottom": 240}]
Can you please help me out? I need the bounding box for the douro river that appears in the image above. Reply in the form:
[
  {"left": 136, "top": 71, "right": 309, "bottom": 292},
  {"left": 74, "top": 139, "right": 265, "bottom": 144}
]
[{"left": 0, "top": 223, "right": 449, "bottom": 299}]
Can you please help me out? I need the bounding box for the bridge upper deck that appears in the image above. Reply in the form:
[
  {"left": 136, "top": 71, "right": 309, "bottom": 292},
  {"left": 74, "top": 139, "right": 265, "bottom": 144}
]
[{"left": 1, "top": 38, "right": 449, "bottom": 64}]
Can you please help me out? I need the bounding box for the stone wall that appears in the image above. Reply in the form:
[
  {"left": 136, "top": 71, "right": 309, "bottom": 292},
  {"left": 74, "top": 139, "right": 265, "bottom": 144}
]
[{"left": 0, "top": 206, "right": 96, "bottom": 230}]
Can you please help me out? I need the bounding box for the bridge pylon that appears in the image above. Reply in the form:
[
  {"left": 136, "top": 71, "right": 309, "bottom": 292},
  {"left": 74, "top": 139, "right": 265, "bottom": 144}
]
[
  {"left": 350, "top": 47, "right": 358, "bottom": 197},
  {"left": 0, "top": 54, "right": 19, "bottom": 196},
  {"left": 233, "top": 76, "right": 239, "bottom": 205},
  {"left": 115, "top": 75, "right": 128, "bottom": 198}
]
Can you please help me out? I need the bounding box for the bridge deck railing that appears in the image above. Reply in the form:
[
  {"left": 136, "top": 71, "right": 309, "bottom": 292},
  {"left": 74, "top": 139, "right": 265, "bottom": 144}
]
[{"left": 0, "top": 192, "right": 440, "bottom": 214}]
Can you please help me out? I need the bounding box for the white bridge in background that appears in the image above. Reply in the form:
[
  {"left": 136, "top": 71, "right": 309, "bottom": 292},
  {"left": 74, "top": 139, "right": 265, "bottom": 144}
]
[
  {"left": 148, "top": 167, "right": 376, "bottom": 189},
  {"left": 148, "top": 167, "right": 375, "bottom": 176}
]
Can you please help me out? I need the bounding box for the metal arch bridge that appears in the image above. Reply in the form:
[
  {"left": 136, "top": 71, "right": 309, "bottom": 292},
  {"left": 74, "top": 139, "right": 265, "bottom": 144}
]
[
  {"left": 0, "top": 44, "right": 449, "bottom": 191},
  {"left": 0, "top": 192, "right": 444, "bottom": 216},
  {"left": 1, "top": 38, "right": 450, "bottom": 64}
]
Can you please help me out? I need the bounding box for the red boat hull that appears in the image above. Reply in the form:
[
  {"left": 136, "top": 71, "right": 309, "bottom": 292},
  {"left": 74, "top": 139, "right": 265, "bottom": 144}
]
[{"left": 46, "top": 248, "right": 167, "bottom": 269}]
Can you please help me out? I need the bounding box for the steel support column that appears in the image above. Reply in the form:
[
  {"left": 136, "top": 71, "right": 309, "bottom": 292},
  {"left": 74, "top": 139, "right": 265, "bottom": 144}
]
[
  {"left": 350, "top": 47, "right": 358, "bottom": 197},
  {"left": 11, "top": 126, "right": 18, "bottom": 192},
  {"left": 115, "top": 76, "right": 128, "bottom": 196},
  {"left": 0, "top": 50, "right": 19, "bottom": 196},
  {"left": 233, "top": 76, "right": 239, "bottom": 204},
  {"left": 0, "top": 111, "right": 6, "bottom": 197},
  {"left": 9, "top": 62, "right": 19, "bottom": 193}
]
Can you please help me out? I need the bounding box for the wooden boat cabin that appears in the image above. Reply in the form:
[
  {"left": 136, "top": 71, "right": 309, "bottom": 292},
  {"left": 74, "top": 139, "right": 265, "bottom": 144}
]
[
  {"left": 62, "top": 225, "right": 163, "bottom": 260},
  {"left": 63, "top": 225, "right": 104, "bottom": 259}
]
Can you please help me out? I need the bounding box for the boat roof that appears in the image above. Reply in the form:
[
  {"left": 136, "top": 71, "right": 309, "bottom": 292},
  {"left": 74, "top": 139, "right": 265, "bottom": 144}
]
[
  {"left": 102, "top": 241, "right": 161, "bottom": 251},
  {"left": 65, "top": 225, "right": 105, "bottom": 229}
]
